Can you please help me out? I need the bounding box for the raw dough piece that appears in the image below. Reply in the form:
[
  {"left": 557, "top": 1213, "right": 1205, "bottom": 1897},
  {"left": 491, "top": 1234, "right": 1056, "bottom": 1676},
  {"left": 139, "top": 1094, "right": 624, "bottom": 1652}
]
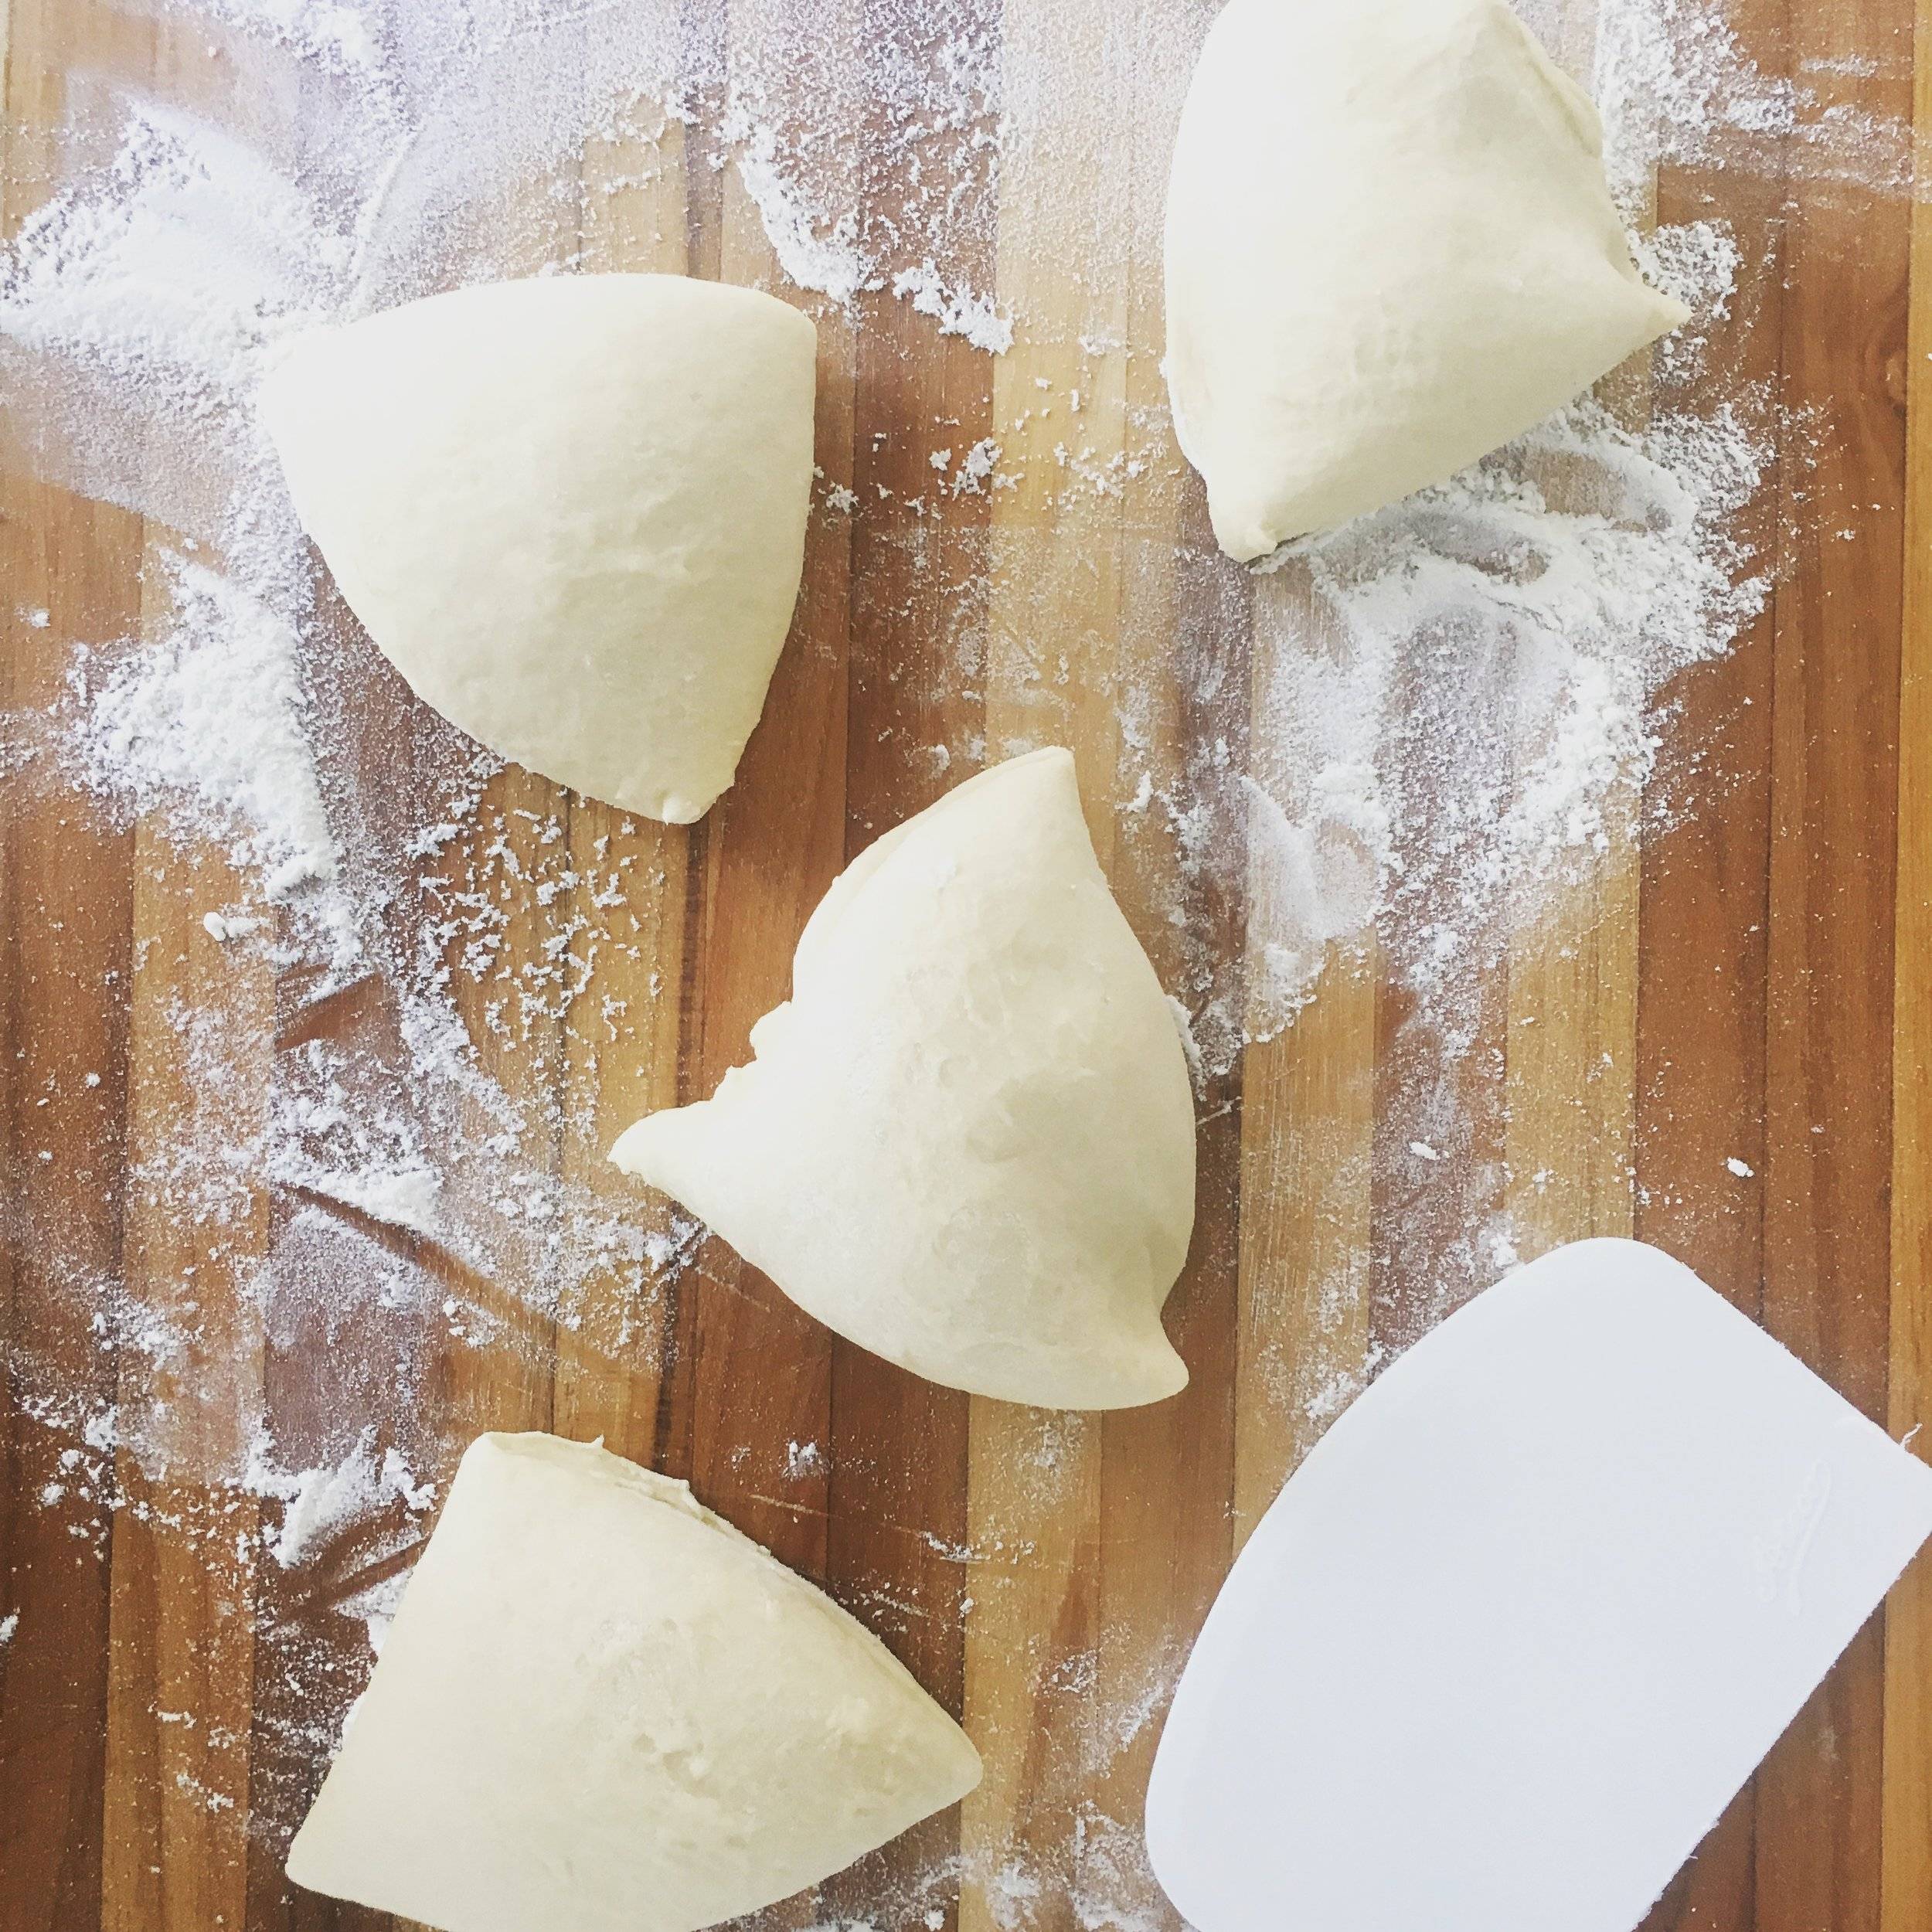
[
  {"left": 287, "top": 1433, "right": 980, "bottom": 1932},
  {"left": 611, "top": 748, "right": 1196, "bottom": 1409},
  {"left": 261, "top": 274, "right": 817, "bottom": 822},
  {"left": 1164, "top": 0, "right": 1690, "bottom": 560},
  {"left": 1145, "top": 1238, "right": 1932, "bottom": 1932}
]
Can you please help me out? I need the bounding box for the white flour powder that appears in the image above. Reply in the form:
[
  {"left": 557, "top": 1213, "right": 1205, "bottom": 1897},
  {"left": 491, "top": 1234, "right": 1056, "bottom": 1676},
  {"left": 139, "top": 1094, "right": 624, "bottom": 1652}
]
[
  {"left": 0, "top": 0, "right": 1897, "bottom": 1910},
  {"left": 1244, "top": 387, "right": 1771, "bottom": 1028}
]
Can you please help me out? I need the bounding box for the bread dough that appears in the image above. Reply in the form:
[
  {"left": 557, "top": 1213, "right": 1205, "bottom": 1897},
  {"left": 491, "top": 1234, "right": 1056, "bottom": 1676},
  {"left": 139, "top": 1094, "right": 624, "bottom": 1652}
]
[
  {"left": 1164, "top": 0, "right": 1690, "bottom": 560},
  {"left": 1145, "top": 1239, "right": 1932, "bottom": 1932},
  {"left": 611, "top": 748, "right": 1196, "bottom": 1410},
  {"left": 287, "top": 1433, "right": 980, "bottom": 1932},
  {"left": 261, "top": 274, "right": 817, "bottom": 822}
]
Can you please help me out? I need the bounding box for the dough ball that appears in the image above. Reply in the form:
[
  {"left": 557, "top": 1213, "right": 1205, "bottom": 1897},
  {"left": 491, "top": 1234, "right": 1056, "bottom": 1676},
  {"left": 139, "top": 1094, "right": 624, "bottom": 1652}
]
[
  {"left": 287, "top": 1434, "right": 980, "bottom": 1932},
  {"left": 260, "top": 274, "right": 818, "bottom": 822},
  {"left": 1164, "top": 0, "right": 1690, "bottom": 560},
  {"left": 612, "top": 748, "right": 1197, "bottom": 1410}
]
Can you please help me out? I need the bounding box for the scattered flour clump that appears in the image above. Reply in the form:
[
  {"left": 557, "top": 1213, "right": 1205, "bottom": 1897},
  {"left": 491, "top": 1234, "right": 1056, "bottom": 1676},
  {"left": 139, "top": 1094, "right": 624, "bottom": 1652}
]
[{"left": 243, "top": 1426, "right": 435, "bottom": 1570}]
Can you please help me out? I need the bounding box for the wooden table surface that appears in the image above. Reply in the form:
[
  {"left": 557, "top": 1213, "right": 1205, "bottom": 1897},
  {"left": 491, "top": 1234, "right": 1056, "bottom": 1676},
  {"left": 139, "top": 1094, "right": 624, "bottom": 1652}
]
[{"left": 3, "top": 0, "right": 1930, "bottom": 1929}]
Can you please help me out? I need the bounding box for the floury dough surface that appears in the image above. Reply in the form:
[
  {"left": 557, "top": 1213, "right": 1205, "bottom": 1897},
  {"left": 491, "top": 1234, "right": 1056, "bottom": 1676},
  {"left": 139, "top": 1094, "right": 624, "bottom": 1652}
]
[
  {"left": 613, "top": 750, "right": 1198, "bottom": 1410},
  {"left": 261, "top": 274, "right": 817, "bottom": 823},
  {"left": 1165, "top": 0, "right": 1689, "bottom": 559},
  {"left": 287, "top": 1434, "right": 981, "bottom": 1932}
]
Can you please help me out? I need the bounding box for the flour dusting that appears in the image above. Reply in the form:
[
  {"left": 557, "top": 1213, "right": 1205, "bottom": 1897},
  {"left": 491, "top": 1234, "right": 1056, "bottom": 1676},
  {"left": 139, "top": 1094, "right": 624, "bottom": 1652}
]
[
  {"left": 0, "top": 0, "right": 1889, "bottom": 1913},
  {"left": 1244, "top": 387, "right": 1771, "bottom": 1027},
  {"left": 68, "top": 555, "right": 360, "bottom": 971},
  {"left": 244, "top": 1425, "right": 437, "bottom": 1570},
  {"left": 1595, "top": 0, "right": 1912, "bottom": 204}
]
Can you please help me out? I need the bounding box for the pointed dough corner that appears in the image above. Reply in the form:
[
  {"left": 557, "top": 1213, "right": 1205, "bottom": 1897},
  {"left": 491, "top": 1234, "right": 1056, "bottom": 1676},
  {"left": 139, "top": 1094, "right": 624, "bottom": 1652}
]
[
  {"left": 287, "top": 1432, "right": 979, "bottom": 1932},
  {"left": 261, "top": 274, "right": 816, "bottom": 821},
  {"left": 612, "top": 749, "right": 1197, "bottom": 1410},
  {"left": 1165, "top": 0, "right": 1690, "bottom": 558}
]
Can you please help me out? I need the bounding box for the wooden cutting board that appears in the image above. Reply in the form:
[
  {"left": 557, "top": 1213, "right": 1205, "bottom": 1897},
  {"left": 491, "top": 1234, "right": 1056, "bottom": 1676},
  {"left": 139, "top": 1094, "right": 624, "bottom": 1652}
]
[{"left": 2, "top": 1, "right": 1928, "bottom": 1930}]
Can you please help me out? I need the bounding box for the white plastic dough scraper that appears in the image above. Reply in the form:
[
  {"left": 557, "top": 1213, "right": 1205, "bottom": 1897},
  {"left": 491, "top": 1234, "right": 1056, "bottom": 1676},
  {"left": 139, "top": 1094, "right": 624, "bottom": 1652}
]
[{"left": 1145, "top": 1237, "right": 1932, "bottom": 1932}]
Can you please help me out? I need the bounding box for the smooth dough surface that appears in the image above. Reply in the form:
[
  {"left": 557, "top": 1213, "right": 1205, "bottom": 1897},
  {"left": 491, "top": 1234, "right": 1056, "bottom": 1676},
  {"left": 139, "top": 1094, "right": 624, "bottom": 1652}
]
[
  {"left": 1164, "top": 0, "right": 1690, "bottom": 560},
  {"left": 287, "top": 1433, "right": 981, "bottom": 1932},
  {"left": 1145, "top": 1239, "right": 1932, "bottom": 1932},
  {"left": 261, "top": 273, "right": 817, "bottom": 822},
  {"left": 611, "top": 748, "right": 1196, "bottom": 1410}
]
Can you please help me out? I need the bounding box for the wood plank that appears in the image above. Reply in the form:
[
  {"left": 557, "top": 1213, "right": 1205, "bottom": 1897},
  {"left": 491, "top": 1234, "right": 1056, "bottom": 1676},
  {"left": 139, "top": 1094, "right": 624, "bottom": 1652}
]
[
  {"left": 658, "top": 0, "right": 853, "bottom": 1574},
  {"left": 1883, "top": 22, "right": 1932, "bottom": 1928},
  {"left": 1630, "top": 6, "right": 1791, "bottom": 1927},
  {"left": 0, "top": 479, "right": 141, "bottom": 1932},
  {"left": 99, "top": 531, "right": 270, "bottom": 1932},
  {"left": 1502, "top": 0, "right": 1641, "bottom": 1356},
  {"left": 960, "top": 0, "right": 1109, "bottom": 1908},
  {"left": 1084, "top": 0, "right": 1247, "bottom": 1906},
  {"left": 1238, "top": 557, "right": 1377, "bottom": 1544},
  {"left": 1752, "top": 8, "right": 1913, "bottom": 1931},
  {"left": 818, "top": 6, "right": 1000, "bottom": 1927},
  {"left": 961, "top": 0, "right": 1192, "bottom": 1917},
  {"left": 549, "top": 70, "right": 695, "bottom": 1486}
]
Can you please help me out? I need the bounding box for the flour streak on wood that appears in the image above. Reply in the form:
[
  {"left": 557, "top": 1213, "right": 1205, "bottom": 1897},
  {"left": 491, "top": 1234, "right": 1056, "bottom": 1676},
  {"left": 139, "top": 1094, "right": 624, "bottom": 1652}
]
[{"left": 1, "top": 2, "right": 1929, "bottom": 1931}]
